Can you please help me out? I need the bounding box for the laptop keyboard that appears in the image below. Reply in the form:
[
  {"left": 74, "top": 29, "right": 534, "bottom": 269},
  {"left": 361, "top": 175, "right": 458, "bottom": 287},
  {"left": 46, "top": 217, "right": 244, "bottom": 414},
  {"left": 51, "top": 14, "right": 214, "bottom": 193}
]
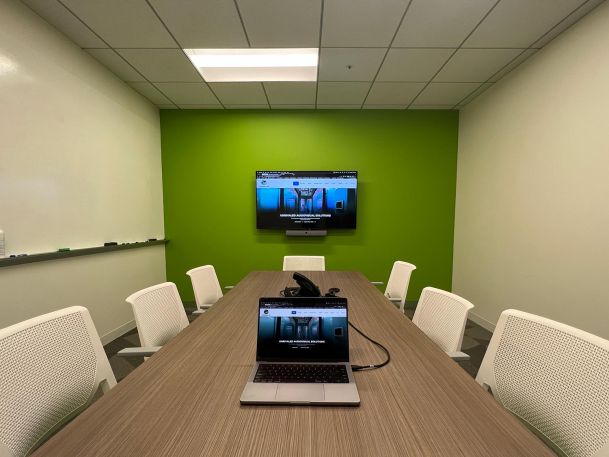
[{"left": 254, "top": 364, "right": 350, "bottom": 384}]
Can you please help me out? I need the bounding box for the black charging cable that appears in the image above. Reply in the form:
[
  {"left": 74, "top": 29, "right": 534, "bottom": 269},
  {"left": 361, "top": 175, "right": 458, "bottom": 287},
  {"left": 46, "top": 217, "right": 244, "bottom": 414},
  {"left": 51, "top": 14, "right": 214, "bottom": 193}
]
[
  {"left": 348, "top": 321, "right": 391, "bottom": 371},
  {"left": 276, "top": 280, "right": 390, "bottom": 371}
]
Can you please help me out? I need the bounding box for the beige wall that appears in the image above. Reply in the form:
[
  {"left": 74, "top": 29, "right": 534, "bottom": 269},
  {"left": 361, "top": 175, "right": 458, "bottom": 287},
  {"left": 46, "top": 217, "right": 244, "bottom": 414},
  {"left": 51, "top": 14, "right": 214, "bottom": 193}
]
[
  {"left": 453, "top": 1, "right": 609, "bottom": 338},
  {"left": 0, "top": 0, "right": 165, "bottom": 342}
]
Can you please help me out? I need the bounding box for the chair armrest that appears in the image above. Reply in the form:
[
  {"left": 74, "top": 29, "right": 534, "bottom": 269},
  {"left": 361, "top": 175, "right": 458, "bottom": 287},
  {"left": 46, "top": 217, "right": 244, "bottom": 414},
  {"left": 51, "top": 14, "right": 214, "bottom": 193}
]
[
  {"left": 446, "top": 351, "right": 470, "bottom": 361},
  {"left": 224, "top": 286, "right": 234, "bottom": 290},
  {"left": 387, "top": 297, "right": 402, "bottom": 304},
  {"left": 370, "top": 281, "right": 384, "bottom": 286},
  {"left": 192, "top": 309, "right": 206, "bottom": 315},
  {"left": 117, "top": 347, "right": 162, "bottom": 357}
]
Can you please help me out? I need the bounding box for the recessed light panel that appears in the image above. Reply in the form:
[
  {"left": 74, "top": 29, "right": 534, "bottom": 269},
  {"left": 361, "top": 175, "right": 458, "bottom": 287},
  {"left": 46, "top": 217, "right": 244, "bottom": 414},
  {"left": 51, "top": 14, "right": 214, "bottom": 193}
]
[{"left": 184, "top": 48, "right": 318, "bottom": 82}]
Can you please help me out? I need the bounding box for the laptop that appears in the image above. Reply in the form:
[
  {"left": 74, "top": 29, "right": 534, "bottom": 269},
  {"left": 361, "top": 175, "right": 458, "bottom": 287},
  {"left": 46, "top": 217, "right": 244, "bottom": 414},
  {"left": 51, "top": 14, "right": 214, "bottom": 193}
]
[{"left": 240, "top": 296, "right": 360, "bottom": 406}]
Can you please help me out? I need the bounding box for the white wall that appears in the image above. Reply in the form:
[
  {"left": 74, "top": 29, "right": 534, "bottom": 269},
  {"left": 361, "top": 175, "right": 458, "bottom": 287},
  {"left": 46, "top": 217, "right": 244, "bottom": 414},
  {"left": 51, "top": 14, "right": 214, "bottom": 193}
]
[
  {"left": 0, "top": 0, "right": 166, "bottom": 342},
  {"left": 453, "top": 1, "right": 609, "bottom": 339}
]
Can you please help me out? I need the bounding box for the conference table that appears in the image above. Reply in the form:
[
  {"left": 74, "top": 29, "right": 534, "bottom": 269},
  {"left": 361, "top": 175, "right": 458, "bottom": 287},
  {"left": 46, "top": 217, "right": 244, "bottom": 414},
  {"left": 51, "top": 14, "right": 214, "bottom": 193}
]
[{"left": 33, "top": 271, "right": 554, "bottom": 456}]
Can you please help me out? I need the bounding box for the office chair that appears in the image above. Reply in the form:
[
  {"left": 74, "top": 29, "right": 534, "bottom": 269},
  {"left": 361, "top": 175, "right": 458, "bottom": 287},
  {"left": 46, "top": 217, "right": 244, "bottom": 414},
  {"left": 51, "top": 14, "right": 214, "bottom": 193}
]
[
  {"left": 476, "top": 310, "right": 609, "bottom": 457},
  {"left": 0, "top": 306, "right": 116, "bottom": 457},
  {"left": 384, "top": 260, "right": 416, "bottom": 312},
  {"left": 283, "top": 255, "right": 325, "bottom": 271},
  {"left": 118, "top": 282, "right": 189, "bottom": 358},
  {"left": 186, "top": 265, "right": 224, "bottom": 314},
  {"left": 412, "top": 287, "right": 474, "bottom": 361}
]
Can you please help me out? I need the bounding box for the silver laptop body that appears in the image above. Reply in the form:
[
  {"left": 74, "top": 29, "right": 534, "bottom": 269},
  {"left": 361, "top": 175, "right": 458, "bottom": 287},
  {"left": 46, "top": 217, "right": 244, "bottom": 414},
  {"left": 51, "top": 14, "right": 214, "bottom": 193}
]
[{"left": 240, "top": 297, "right": 360, "bottom": 406}]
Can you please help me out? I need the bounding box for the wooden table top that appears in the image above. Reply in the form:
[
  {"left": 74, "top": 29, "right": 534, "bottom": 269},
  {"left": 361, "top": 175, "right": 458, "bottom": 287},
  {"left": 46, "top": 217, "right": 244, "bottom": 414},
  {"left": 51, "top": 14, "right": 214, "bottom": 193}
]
[{"left": 33, "top": 271, "right": 554, "bottom": 457}]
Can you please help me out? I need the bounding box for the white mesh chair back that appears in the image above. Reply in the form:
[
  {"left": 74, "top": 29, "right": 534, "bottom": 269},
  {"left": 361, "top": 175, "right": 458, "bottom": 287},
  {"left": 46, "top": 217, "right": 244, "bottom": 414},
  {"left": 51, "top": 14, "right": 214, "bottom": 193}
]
[
  {"left": 283, "top": 256, "right": 325, "bottom": 271},
  {"left": 412, "top": 287, "right": 474, "bottom": 353},
  {"left": 186, "top": 265, "right": 223, "bottom": 311},
  {"left": 384, "top": 261, "right": 416, "bottom": 312},
  {"left": 476, "top": 310, "right": 609, "bottom": 457},
  {"left": 0, "top": 306, "right": 116, "bottom": 457},
  {"left": 126, "top": 282, "right": 189, "bottom": 348}
]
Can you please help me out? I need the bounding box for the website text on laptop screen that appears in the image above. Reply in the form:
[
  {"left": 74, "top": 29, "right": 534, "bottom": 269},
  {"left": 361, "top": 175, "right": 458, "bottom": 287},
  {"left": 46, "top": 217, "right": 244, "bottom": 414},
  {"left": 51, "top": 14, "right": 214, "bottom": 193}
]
[{"left": 257, "top": 298, "right": 349, "bottom": 362}]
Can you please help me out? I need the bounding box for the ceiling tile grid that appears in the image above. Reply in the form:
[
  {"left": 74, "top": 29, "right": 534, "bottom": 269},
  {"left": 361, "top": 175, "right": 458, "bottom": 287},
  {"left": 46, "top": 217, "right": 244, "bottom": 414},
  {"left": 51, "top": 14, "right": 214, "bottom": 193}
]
[
  {"left": 377, "top": 48, "right": 456, "bottom": 82},
  {"left": 154, "top": 82, "right": 221, "bottom": 105},
  {"left": 434, "top": 48, "right": 525, "bottom": 83},
  {"left": 127, "top": 82, "right": 174, "bottom": 105},
  {"left": 318, "top": 48, "right": 386, "bottom": 81},
  {"left": 393, "top": 0, "right": 497, "bottom": 48},
  {"left": 264, "top": 82, "right": 317, "bottom": 105},
  {"left": 317, "top": 82, "right": 371, "bottom": 105},
  {"left": 22, "top": 0, "right": 106, "bottom": 48},
  {"left": 147, "top": 0, "right": 248, "bottom": 48},
  {"left": 364, "top": 82, "right": 426, "bottom": 106},
  {"left": 20, "top": 0, "right": 600, "bottom": 109},
  {"left": 85, "top": 49, "right": 146, "bottom": 82},
  {"left": 209, "top": 82, "right": 268, "bottom": 105},
  {"left": 60, "top": 0, "right": 177, "bottom": 48}
]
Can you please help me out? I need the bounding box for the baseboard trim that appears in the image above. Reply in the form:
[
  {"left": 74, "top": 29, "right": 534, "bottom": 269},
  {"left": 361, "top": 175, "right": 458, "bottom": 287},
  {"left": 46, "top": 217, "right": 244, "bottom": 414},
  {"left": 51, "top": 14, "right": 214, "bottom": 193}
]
[
  {"left": 101, "top": 319, "right": 136, "bottom": 345},
  {"left": 468, "top": 312, "right": 496, "bottom": 332}
]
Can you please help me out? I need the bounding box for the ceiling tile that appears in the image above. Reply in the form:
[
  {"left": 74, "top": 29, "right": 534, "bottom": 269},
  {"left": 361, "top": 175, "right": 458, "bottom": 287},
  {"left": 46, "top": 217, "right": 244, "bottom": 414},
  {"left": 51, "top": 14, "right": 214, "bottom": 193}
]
[
  {"left": 237, "top": 0, "right": 322, "bottom": 47},
  {"left": 363, "top": 105, "right": 407, "bottom": 109},
  {"left": 317, "top": 82, "right": 370, "bottom": 105},
  {"left": 377, "top": 48, "right": 454, "bottom": 82},
  {"left": 463, "top": 0, "right": 587, "bottom": 48},
  {"left": 177, "top": 104, "right": 223, "bottom": 109},
  {"left": 456, "top": 82, "right": 493, "bottom": 106},
  {"left": 85, "top": 49, "right": 144, "bottom": 82},
  {"left": 532, "top": 0, "right": 606, "bottom": 48},
  {"left": 318, "top": 105, "right": 363, "bottom": 109},
  {"left": 365, "top": 82, "right": 425, "bottom": 105},
  {"left": 270, "top": 105, "right": 315, "bottom": 109},
  {"left": 434, "top": 48, "right": 523, "bottom": 82},
  {"left": 408, "top": 105, "right": 456, "bottom": 110},
  {"left": 393, "top": 0, "right": 496, "bottom": 47},
  {"left": 128, "top": 82, "right": 172, "bottom": 105},
  {"left": 319, "top": 48, "right": 386, "bottom": 81},
  {"left": 148, "top": 0, "right": 248, "bottom": 48},
  {"left": 209, "top": 83, "right": 268, "bottom": 105},
  {"left": 225, "top": 105, "right": 270, "bottom": 109},
  {"left": 322, "top": 0, "right": 409, "bottom": 47},
  {"left": 264, "top": 82, "right": 316, "bottom": 105},
  {"left": 60, "top": 0, "right": 176, "bottom": 48},
  {"left": 116, "top": 49, "right": 201, "bottom": 82},
  {"left": 154, "top": 83, "right": 220, "bottom": 105},
  {"left": 489, "top": 49, "right": 537, "bottom": 82},
  {"left": 22, "top": 0, "right": 107, "bottom": 48},
  {"left": 412, "top": 82, "right": 482, "bottom": 105}
]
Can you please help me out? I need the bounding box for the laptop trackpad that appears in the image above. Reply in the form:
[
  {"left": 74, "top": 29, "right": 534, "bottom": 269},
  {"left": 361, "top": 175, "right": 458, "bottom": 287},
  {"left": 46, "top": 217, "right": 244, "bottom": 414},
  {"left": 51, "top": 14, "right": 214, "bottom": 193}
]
[{"left": 276, "top": 384, "right": 325, "bottom": 402}]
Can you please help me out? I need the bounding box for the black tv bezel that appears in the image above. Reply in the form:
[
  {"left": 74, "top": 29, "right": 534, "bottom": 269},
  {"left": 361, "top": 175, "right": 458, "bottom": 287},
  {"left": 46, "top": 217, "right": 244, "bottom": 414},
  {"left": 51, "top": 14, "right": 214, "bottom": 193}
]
[{"left": 255, "top": 170, "right": 358, "bottom": 230}]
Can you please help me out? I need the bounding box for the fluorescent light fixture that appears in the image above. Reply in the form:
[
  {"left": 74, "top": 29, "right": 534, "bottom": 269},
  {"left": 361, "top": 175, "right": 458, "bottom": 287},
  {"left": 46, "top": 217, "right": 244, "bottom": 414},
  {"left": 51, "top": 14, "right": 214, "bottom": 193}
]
[{"left": 184, "top": 48, "right": 318, "bottom": 82}]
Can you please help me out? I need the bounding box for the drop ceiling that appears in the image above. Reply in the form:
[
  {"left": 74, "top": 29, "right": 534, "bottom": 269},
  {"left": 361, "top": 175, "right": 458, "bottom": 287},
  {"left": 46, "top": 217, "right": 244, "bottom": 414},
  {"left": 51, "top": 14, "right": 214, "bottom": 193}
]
[{"left": 21, "top": 0, "right": 606, "bottom": 110}]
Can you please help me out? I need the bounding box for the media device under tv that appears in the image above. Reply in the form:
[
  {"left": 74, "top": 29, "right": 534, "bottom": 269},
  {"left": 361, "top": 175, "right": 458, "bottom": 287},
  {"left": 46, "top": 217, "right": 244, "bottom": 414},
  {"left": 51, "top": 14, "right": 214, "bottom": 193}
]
[{"left": 256, "top": 171, "right": 357, "bottom": 235}]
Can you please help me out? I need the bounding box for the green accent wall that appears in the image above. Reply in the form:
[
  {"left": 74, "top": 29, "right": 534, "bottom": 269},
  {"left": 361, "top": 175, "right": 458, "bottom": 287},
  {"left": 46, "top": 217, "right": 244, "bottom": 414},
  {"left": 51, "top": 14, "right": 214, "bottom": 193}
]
[{"left": 160, "top": 110, "right": 458, "bottom": 303}]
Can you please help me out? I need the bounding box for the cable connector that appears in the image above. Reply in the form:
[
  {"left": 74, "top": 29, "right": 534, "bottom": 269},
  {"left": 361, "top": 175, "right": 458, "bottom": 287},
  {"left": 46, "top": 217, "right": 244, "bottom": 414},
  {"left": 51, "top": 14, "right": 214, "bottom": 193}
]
[{"left": 348, "top": 321, "right": 391, "bottom": 372}]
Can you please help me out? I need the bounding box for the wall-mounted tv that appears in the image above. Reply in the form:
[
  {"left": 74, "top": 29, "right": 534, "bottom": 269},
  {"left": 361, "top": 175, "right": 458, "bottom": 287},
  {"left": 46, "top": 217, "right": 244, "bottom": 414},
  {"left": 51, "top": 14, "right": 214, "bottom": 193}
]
[{"left": 256, "top": 171, "right": 357, "bottom": 230}]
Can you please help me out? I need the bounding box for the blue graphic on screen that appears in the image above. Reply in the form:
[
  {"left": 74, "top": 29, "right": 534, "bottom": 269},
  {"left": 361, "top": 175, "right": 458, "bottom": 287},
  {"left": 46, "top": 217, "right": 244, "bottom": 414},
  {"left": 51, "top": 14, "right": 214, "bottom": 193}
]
[
  {"left": 256, "top": 171, "right": 357, "bottom": 229},
  {"left": 257, "top": 188, "right": 280, "bottom": 211},
  {"left": 257, "top": 300, "right": 349, "bottom": 362}
]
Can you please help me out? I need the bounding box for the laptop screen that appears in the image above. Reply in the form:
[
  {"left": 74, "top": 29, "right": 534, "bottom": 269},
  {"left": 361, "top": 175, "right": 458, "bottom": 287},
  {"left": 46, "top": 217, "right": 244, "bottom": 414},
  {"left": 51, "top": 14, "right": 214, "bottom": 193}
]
[{"left": 257, "top": 297, "right": 349, "bottom": 362}]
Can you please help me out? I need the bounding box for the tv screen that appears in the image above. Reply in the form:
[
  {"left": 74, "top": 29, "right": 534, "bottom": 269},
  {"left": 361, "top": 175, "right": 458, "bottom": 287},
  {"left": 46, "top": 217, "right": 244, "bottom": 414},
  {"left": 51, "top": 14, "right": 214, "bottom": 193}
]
[{"left": 256, "top": 171, "right": 357, "bottom": 230}]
